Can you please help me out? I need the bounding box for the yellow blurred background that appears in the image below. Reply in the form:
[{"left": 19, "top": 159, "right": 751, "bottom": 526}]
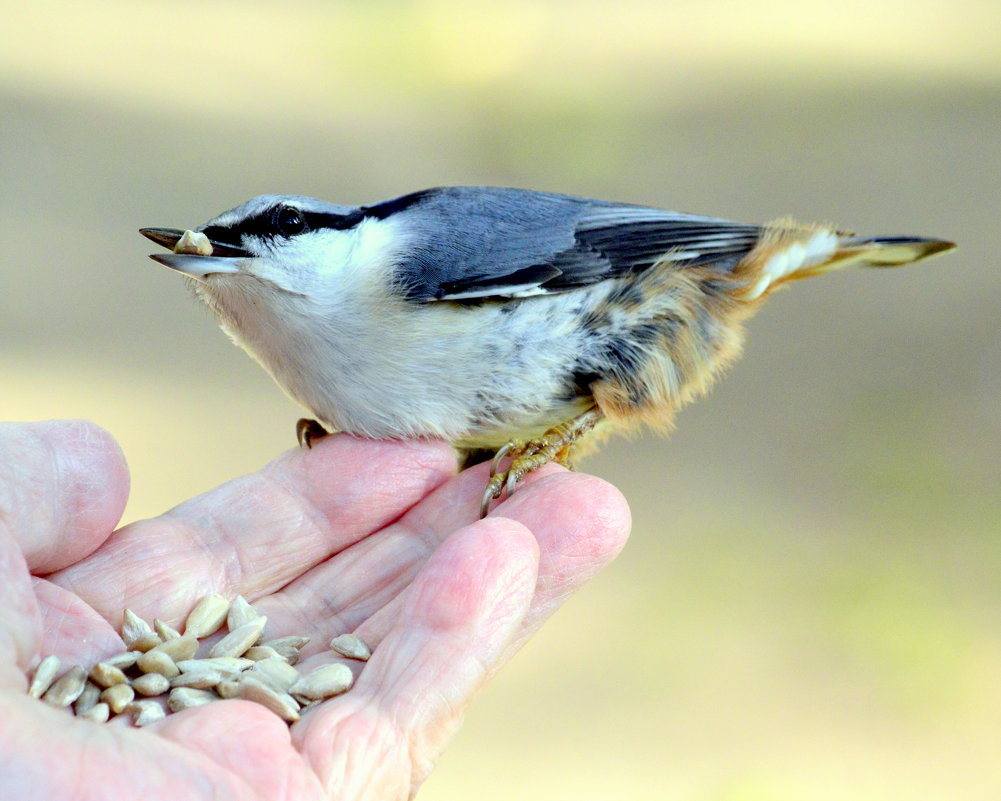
[{"left": 2, "top": 1, "right": 1000, "bottom": 798}]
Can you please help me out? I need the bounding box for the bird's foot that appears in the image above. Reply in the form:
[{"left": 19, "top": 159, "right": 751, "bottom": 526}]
[
  {"left": 480, "top": 407, "right": 603, "bottom": 518},
  {"left": 296, "top": 418, "right": 329, "bottom": 449}
]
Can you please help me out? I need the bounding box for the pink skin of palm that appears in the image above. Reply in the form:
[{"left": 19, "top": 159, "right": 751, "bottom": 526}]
[{"left": 0, "top": 420, "right": 630, "bottom": 800}]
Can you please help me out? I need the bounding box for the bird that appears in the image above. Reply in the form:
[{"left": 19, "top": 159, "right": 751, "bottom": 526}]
[{"left": 140, "top": 186, "right": 955, "bottom": 516}]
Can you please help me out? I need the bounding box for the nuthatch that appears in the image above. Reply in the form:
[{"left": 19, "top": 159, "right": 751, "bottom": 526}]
[{"left": 141, "top": 186, "right": 955, "bottom": 516}]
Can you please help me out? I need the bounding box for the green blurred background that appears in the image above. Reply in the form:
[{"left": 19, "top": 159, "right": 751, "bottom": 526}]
[{"left": 3, "top": 1, "right": 1000, "bottom": 798}]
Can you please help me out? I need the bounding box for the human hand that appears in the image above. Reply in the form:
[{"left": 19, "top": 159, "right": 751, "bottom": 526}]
[{"left": 1, "top": 420, "right": 630, "bottom": 800}]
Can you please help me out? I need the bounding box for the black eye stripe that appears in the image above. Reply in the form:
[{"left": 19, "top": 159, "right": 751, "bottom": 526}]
[
  {"left": 303, "top": 210, "right": 365, "bottom": 230},
  {"left": 200, "top": 207, "right": 366, "bottom": 248}
]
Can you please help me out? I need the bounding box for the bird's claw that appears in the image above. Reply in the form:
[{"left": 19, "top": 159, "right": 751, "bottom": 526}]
[
  {"left": 479, "top": 408, "right": 602, "bottom": 518},
  {"left": 296, "top": 418, "right": 329, "bottom": 448},
  {"left": 488, "top": 441, "right": 518, "bottom": 478}
]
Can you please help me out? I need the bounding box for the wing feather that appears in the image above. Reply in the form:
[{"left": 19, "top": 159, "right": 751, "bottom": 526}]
[{"left": 383, "top": 187, "right": 762, "bottom": 301}]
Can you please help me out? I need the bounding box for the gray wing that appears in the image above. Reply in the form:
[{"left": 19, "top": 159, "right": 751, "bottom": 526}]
[{"left": 375, "top": 187, "right": 762, "bottom": 302}]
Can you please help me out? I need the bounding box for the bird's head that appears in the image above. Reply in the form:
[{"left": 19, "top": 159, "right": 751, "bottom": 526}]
[{"left": 140, "top": 194, "right": 393, "bottom": 303}]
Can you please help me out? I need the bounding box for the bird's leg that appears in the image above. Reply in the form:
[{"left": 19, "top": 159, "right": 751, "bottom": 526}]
[
  {"left": 296, "top": 418, "right": 330, "bottom": 449},
  {"left": 480, "top": 407, "right": 603, "bottom": 518}
]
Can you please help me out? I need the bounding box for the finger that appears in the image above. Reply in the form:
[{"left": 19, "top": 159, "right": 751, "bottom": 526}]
[
  {"left": 252, "top": 460, "right": 563, "bottom": 643},
  {"left": 482, "top": 469, "right": 631, "bottom": 652},
  {"left": 256, "top": 462, "right": 628, "bottom": 655},
  {"left": 0, "top": 420, "right": 129, "bottom": 574},
  {"left": 32, "top": 579, "right": 123, "bottom": 665},
  {"left": 356, "top": 468, "right": 630, "bottom": 656},
  {"left": 51, "top": 435, "right": 457, "bottom": 625},
  {"left": 293, "top": 518, "right": 539, "bottom": 795},
  {"left": 0, "top": 520, "right": 40, "bottom": 679}
]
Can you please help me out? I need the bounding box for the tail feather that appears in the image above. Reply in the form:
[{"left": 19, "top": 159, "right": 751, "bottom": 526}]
[
  {"left": 768, "top": 231, "right": 956, "bottom": 284},
  {"left": 739, "top": 224, "right": 956, "bottom": 299},
  {"left": 834, "top": 235, "right": 957, "bottom": 268}
]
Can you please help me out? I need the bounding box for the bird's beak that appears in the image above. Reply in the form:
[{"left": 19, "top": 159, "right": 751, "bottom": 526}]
[{"left": 139, "top": 227, "right": 250, "bottom": 282}]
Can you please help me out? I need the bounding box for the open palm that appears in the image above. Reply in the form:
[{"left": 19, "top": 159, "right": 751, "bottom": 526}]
[{"left": 1, "top": 420, "right": 630, "bottom": 800}]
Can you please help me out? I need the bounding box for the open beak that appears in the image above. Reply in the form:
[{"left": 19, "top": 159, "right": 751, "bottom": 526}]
[{"left": 139, "top": 227, "right": 250, "bottom": 282}]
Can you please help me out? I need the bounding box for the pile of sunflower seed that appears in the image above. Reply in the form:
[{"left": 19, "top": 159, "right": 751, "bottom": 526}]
[{"left": 26, "top": 594, "right": 371, "bottom": 726}]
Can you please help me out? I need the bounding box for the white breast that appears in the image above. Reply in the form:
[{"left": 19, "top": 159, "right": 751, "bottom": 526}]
[{"left": 201, "top": 217, "right": 595, "bottom": 444}]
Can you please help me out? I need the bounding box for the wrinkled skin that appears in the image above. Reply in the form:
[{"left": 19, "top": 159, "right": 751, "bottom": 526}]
[{"left": 0, "top": 420, "right": 630, "bottom": 800}]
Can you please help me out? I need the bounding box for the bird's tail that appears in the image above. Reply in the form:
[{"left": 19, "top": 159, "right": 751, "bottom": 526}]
[
  {"left": 824, "top": 234, "right": 957, "bottom": 271},
  {"left": 739, "top": 224, "right": 956, "bottom": 299}
]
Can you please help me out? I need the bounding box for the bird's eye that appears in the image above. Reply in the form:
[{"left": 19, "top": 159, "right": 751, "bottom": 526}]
[{"left": 274, "top": 205, "right": 307, "bottom": 237}]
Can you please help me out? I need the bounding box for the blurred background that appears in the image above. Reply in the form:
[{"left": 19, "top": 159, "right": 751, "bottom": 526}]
[{"left": 2, "top": 1, "right": 999, "bottom": 798}]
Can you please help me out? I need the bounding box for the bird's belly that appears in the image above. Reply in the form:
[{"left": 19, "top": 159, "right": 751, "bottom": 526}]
[
  {"left": 262, "top": 298, "right": 596, "bottom": 445},
  {"left": 451, "top": 394, "right": 596, "bottom": 450}
]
